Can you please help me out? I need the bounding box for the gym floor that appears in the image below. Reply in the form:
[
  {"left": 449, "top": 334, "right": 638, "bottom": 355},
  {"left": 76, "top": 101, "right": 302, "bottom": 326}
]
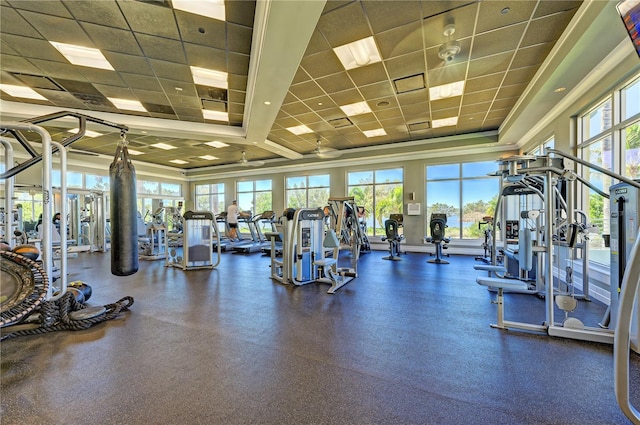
[{"left": 1, "top": 249, "right": 638, "bottom": 424}]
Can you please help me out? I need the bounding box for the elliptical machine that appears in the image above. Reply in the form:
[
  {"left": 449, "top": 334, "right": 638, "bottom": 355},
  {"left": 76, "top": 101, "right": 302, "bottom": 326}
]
[
  {"left": 381, "top": 213, "right": 404, "bottom": 261},
  {"left": 426, "top": 213, "right": 450, "bottom": 264}
]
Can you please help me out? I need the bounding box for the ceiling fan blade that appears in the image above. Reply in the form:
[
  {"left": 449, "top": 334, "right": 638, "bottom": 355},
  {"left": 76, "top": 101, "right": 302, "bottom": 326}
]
[{"left": 317, "top": 149, "right": 342, "bottom": 159}]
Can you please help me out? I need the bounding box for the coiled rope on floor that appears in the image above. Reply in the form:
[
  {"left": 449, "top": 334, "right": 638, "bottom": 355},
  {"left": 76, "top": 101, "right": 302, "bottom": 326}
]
[
  {"left": 1, "top": 292, "right": 134, "bottom": 341},
  {"left": 1, "top": 249, "right": 134, "bottom": 341}
]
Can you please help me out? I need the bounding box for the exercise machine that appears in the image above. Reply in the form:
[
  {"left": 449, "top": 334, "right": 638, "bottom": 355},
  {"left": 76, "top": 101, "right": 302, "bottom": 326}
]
[
  {"left": 425, "top": 213, "right": 450, "bottom": 264},
  {"left": 166, "top": 211, "right": 220, "bottom": 270},
  {"left": 138, "top": 206, "right": 167, "bottom": 260},
  {"left": 268, "top": 207, "right": 355, "bottom": 293},
  {"left": 381, "top": 213, "right": 404, "bottom": 260}
]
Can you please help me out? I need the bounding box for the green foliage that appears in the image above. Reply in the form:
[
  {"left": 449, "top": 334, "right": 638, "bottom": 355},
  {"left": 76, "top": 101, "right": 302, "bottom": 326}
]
[
  {"left": 589, "top": 192, "right": 604, "bottom": 219},
  {"left": 255, "top": 192, "right": 272, "bottom": 214}
]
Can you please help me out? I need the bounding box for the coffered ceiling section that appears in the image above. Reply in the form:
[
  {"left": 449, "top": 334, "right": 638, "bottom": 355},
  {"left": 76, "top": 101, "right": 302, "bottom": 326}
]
[
  {"left": 268, "top": 0, "right": 582, "bottom": 155},
  {"left": 0, "top": 0, "right": 583, "bottom": 170}
]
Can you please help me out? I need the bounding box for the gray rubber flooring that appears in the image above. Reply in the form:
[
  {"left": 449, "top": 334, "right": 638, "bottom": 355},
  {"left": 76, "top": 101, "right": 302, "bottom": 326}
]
[{"left": 1, "top": 249, "right": 639, "bottom": 424}]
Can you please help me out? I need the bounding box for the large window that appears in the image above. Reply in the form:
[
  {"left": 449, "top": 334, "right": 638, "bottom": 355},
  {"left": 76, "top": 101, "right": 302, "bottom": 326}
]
[
  {"left": 426, "top": 161, "right": 499, "bottom": 240},
  {"left": 286, "top": 174, "right": 330, "bottom": 209},
  {"left": 237, "top": 179, "right": 272, "bottom": 215},
  {"left": 529, "top": 136, "right": 555, "bottom": 156},
  {"left": 347, "top": 168, "right": 403, "bottom": 236},
  {"left": 579, "top": 75, "right": 640, "bottom": 265},
  {"left": 195, "top": 183, "right": 225, "bottom": 214}
]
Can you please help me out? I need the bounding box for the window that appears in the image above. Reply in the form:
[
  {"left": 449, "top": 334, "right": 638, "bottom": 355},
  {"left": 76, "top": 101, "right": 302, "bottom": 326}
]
[
  {"left": 237, "top": 179, "right": 272, "bottom": 215},
  {"left": 578, "top": 75, "right": 640, "bottom": 265},
  {"left": 52, "top": 170, "right": 83, "bottom": 188},
  {"left": 86, "top": 174, "right": 109, "bottom": 191},
  {"left": 529, "top": 136, "right": 555, "bottom": 156},
  {"left": 347, "top": 168, "right": 403, "bottom": 236},
  {"left": 426, "top": 161, "right": 499, "bottom": 240},
  {"left": 195, "top": 183, "right": 225, "bottom": 214},
  {"left": 286, "top": 174, "right": 330, "bottom": 208}
]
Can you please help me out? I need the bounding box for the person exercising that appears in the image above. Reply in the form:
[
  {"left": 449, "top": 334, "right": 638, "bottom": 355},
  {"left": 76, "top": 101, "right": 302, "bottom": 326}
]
[{"left": 227, "top": 200, "right": 246, "bottom": 241}]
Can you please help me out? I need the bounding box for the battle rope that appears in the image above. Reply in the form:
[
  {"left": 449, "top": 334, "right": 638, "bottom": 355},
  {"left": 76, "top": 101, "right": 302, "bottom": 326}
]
[
  {"left": 1, "top": 292, "right": 134, "bottom": 340},
  {"left": 1, "top": 250, "right": 134, "bottom": 340}
]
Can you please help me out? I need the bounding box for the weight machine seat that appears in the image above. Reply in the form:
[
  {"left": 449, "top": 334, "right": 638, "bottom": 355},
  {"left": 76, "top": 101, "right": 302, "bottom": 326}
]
[
  {"left": 314, "top": 258, "right": 337, "bottom": 267},
  {"left": 476, "top": 276, "right": 529, "bottom": 292},
  {"left": 473, "top": 264, "right": 506, "bottom": 273}
]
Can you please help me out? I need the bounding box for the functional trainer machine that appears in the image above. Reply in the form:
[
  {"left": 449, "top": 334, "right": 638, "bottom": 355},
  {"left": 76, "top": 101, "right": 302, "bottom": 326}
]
[{"left": 425, "top": 213, "right": 450, "bottom": 264}]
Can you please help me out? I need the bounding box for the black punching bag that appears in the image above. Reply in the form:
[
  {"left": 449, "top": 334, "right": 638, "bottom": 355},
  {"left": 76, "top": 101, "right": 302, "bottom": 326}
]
[{"left": 110, "top": 143, "right": 139, "bottom": 276}]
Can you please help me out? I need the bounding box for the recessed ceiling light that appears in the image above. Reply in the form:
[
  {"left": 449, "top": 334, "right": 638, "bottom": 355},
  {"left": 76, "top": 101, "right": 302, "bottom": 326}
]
[
  {"left": 127, "top": 149, "right": 144, "bottom": 156},
  {"left": 501, "top": 7, "right": 510, "bottom": 14},
  {"left": 69, "top": 128, "right": 102, "bottom": 138},
  {"left": 429, "top": 81, "right": 465, "bottom": 101},
  {"left": 205, "top": 141, "right": 229, "bottom": 148},
  {"left": 554, "top": 87, "right": 566, "bottom": 93},
  {"left": 333, "top": 36, "right": 381, "bottom": 70},
  {"left": 190, "top": 66, "right": 227, "bottom": 89},
  {"left": 264, "top": 101, "right": 271, "bottom": 105},
  {"left": 107, "top": 97, "right": 147, "bottom": 112},
  {"left": 432, "top": 116, "right": 459, "bottom": 128},
  {"left": 202, "top": 109, "right": 229, "bottom": 121},
  {"left": 170, "top": 159, "right": 189, "bottom": 165},
  {"left": 49, "top": 41, "right": 114, "bottom": 70},
  {"left": 199, "top": 155, "right": 218, "bottom": 160},
  {"left": 363, "top": 128, "right": 387, "bottom": 138},
  {"left": 339, "top": 101, "right": 372, "bottom": 116},
  {"left": 376, "top": 100, "right": 390, "bottom": 107},
  {"left": 0, "top": 84, "right": 47, "bottom": 100},
  {"left": 151, "top": 143, "right": 177, "bottom": 150},
  {"left": 172, "top": 0, "right": 225, "bottom": 21},
  {"left": 286, "top": 124, "right": 313, "bottom": 135}
]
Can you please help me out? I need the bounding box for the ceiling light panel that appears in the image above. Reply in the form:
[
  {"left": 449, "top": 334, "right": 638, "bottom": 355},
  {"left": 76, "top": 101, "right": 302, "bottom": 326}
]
[
  {"left": 202, "top": 110, "right": 229, "bottom": 121},
  {"left": 49, "top": 41, "right": 114, "bottom": 71},
  {"left": 432, "top": 117, "right": 459, "bottom": 128},
  {"left": 199, "top": 155, "right": 219, "bottom": 160},
  {"left": 107, "top": 97, "right": 147, "bottom": 112},
  {"left": 205, "top": 141, "right": 229, "bottom": 148},
  {"left": 339, "top": 101, "right": 372, "bottom": 116},
  {"left": 173, "top": 0, "right": 225, "bottom": 21},
  {"left": 170, "top": 159, "right": 189, "bottom": 164},
  {"left": 333, "top": 36, "right": 381, "bottom": 70},
  {"left": 151, "top": 143, "right": 177, "bottom": 150},
  {"left": 191, "top": 66, "right": 228, "bottom": 89},
  {"left": 363, "top": 128, "right": 387, "bottom": 138},
  {"left": 0, "top": 84, "right": 47, "bottom": 100},
  {"left": 286, "top": 124, "right": 313, "bottom": 135},
  {"left": 429, "top": 81, "right": 465, "bottom": 101},
  {"left": 127, "top": 149, "right": 144, "bottom": 156}
]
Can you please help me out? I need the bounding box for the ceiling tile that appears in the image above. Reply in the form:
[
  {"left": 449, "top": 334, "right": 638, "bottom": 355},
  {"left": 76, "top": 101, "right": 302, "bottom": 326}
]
[
  {"left": 1, "top": 33, "right": 66, "bottom": 61},
  {"left": 227, "top": 52, "right": 250, "bottom": 75},
  {"left": 422, "top": 2, "right": 478, "bottom": 48},
  {"left": 460, "top": 102, "right": 491, "bottom": 116},
  {"left": 359, "top": 81, "right": 395, "bottom": 100},
  {"left": 491, "top": 96, "right": 518, "bottom": 110},
  {"left": 401, "top": 102, "right": 431, "bottom": 121},
  {"left": 304, "top": 29, "right": 332, "bottom": 56},
  {"left": 17, "top": 10, "right": 92, "bottom": 45},
  {"left": 467, "top": 51, "right": 514, "bottom": 78},
  {"left": 226, "top": 0, "right": 256, "bottom": 27},
  {"left": 376, "top": 20, "right": 423, "bottom": 59},
  {"left": 148, "top": 60, "right": 192, "bottom": 82},
  {"left": 463, "top": 89, "right": 497, "bottom": 105},
  {"left": 465, "top": 72, "right": 506, "bottom": 93},
  {"left": 166, "top": 93, "right": 201, "bottom": 110},
  {"left": 475, "top": 1, "right": 536, "bottom": 34},
  {"left": 116, "top": 0, "right": 180, "bottom": 39},
  {"left": 175, "top": 10, "right": 226, "bottom": 50},
  {"left": 79, "top": 68, "right": 126, "bottom": 87},
  {"left": 64, "top": 1, "right": 129, "bottom": 28},
  {"left": 396, "top": 88, "right": 427, "bottom": 105},
  {"left": 291, "top": 68, "right": 312, "bottom": 85},
  {"left": 227, "top": 23, "right": 253, "bottom": 55},
  {"left": 384, "top": 51, "right": 425, "bottom": 80},
  {"left": 316, "top": 72, "right": 355, "bottom": 94},
  {"left": 300, "top": 50, "right": 344, "bottom": 79},
  {"left": 1, "top": 55, "right": 44, "bottom": 75},
  {"left": 470, "top": 23, "right": 526, "bottom": 60},
  {"left": 0, "top": 6, "right": 41, "bottom": 38},
  {"left": 503, "top": 66, "right": 538, "bottom": 86},
  {"left": 93, "top": 84, "right": 134, "bottom": 99},
  {"left": 81, "top": 22, "right": 143, "bottom": 55},
  {"left": 363, "top": 1, "right": 422, "bottom": 33},
  {"left": 347, "top": 62, "right": 388, "bottom": 86},
  {"left": 533, "top": 1, "right": 582, "bottom": 18},
  {"left": 290, "top": 81, "right": 325, "bottom": 100},
  {"left": 496, "top": 83, "right": 526, "bottom": 100},
  {"left": 317, "top": 1, "right": 370, "bottom": 47},
  {"left": 135, "top": 33, "right": 186, "bottom": 63},
  {"left": 429, "top": 96, "right": 461, "bottom": 111},
  {"left": 281, "top": 101, "right": 313, "bottom": 116},
  {"left": 511, "top": 42, "right": 553, "bottom": 68},
  {"left": 105, "top": 52, "right": 155, "bottom": 76},
  {"left": 522, "top": 11, "right": 576, "bottom": 47},
  {"left": 131, "top": 89, "right": 169, "bottom": 104},
  {"left": 8, "top": 0, "right": 72, "bottom": 18},
  {"left": 304, "top": 95, "right": 338, "bottom": 111},
  {"left": 329, "top": 88, "right": 363, "bottom": 106},
  {"left": 426, "top": 62, "right": 466, "bottom": 87},
  {"left": 184, "top": 43, "right": 226, "bottom": 70}
]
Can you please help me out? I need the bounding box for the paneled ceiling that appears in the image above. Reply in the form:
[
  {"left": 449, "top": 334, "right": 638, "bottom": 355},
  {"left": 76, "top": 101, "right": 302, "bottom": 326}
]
[{"left": 0, "top": 0, "right": 627, "bottom": 174}]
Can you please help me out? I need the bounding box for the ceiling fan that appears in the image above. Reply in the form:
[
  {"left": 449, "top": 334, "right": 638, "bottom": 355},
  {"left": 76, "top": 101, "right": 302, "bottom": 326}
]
[
  {"left": 313, "top": 140, "right": 342, "bottom": 159},
  {"left": 238, "top": 150, "right": 265, "bottom": 167}
]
